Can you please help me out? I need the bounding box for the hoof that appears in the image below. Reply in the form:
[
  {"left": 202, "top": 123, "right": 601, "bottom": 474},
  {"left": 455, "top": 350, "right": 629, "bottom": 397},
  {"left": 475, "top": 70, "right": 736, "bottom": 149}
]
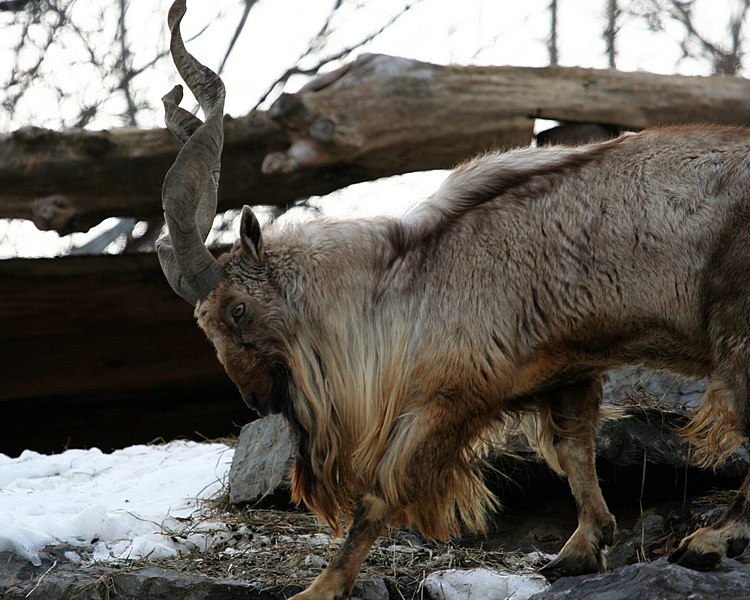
[
  {"left": 668, "top": 545, "right": 721, "bottom": 571},
  {"left": 539, "top": 553, "right": 600, "bottom": 580},
  {"left": 727, "top": 537, "right": 748, "bottom": 558},
  {"left": 600, "top": 523, "right": 615, "bottom": 547},
  {"left": 668, "top": 529, "right": 749, "bottom": 570}
]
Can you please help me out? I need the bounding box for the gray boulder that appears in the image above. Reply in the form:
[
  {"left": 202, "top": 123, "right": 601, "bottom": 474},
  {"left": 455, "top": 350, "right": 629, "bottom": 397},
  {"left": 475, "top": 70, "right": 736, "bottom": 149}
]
[
  {"left": 597, "top": 405, "right": 749, "bottom": 477},
  {"left": 599, "top": 366, "right": 749, "bottom": 477},
  {"left": 228, "top": 414, "right": 294, "bottom": 506},
  {"left": 530, "top": 558, "right": 750, "bottom": 600},
  {"left": 603, "top": 365, "right": 706, "bottom": 409}
]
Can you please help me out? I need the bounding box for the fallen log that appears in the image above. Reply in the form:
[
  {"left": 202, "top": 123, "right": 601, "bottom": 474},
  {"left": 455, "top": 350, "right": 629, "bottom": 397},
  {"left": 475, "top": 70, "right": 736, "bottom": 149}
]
[
  {"left": 2, "top": 55, "right": 750, "bottom": 234},
  {"left": 0, "top": 253, "right": 244, "bottom": 456}
]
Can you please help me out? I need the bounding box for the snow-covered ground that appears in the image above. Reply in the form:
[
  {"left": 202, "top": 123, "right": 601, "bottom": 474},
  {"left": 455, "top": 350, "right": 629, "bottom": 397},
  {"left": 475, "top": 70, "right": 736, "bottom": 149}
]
[
  {"left": 0, "top": 440, "right": 549, "bottom": 599},
  {"left": 425, "top": 568, "right": 549, "bottom": 600},
  {"left": 0, "top": 440, "right": 234, "bottom": 567}
]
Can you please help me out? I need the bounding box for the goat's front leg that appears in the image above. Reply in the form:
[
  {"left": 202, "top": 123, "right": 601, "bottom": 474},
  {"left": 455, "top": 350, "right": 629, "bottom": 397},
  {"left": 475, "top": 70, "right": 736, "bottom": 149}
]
[
  {"left": 291, "top": 494, "right": 388, "bottom": 600},
  {"left": 538, "top": 377, "right": 616, "bottom": 579}
]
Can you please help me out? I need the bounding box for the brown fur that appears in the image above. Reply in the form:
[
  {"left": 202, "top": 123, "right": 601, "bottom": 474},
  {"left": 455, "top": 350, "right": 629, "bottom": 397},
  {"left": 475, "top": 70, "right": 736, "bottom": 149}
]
[
  {"left": 679, "top": 380, "right": 743, "bottom": 468},
  {"left": 190, "top": 125, "right": 750, "bottom": 597}
]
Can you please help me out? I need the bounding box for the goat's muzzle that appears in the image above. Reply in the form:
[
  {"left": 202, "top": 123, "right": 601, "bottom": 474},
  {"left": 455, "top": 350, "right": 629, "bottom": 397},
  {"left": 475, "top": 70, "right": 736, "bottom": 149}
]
[
  {"left": 243, "top": 391, "right": 263, "bottom": 415},
  {"left": 242, "top": 388, "right": 285, "bottom": 417}
]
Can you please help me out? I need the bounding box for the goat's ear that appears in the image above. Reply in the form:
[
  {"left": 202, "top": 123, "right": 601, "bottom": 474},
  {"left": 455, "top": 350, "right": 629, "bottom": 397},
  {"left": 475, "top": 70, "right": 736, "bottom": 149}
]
[{"left": 240, "top": 205, "right": 264, "bottom": 262}]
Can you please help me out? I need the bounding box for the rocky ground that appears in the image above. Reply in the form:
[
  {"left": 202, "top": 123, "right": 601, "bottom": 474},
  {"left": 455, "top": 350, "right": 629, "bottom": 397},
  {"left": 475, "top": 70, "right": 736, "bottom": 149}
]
[
  {"left": 4, "top": 366, "right": 750, "bottom": 599},
  {"left": 4, "top": 488, "right": 749, "bottom": 599}
]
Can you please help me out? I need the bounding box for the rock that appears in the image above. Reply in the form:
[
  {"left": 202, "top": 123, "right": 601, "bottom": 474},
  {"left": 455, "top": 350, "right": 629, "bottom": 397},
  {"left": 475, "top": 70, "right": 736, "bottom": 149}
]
[
  {"left": 604, "top": 507, "right": 668, "bottom": 569},
  {"left": 0, "top": 554, "right": 303, "bottom": 600},
  {"left": 600, "top": 366, "right": 709, "bottom": 472},
  {"left": 599, "top": 366, "right": 750, "bottom": 476},
  {"left": 110, "top": 567, "right": 300, "bottom": 599},
  {"left": 424, "top": 568, "right": 549, "bottom": 600},
  {"left": 596, "top": 406, "right": 749, "bottom": 479},
  {"left": 229, "top": 414, "right": 294, "bottom": 506},
  {"left": 350, "top": 575, "right": 390, "bottom": 600},
  {"left": 603, "top": 365, "right": 706, "bottom": 409},
  {"left": 598, "top": 406, "right": 689, "bottom": 467},
  {"left": 529, "top": 557, "right": 750, "bottom": 600}
]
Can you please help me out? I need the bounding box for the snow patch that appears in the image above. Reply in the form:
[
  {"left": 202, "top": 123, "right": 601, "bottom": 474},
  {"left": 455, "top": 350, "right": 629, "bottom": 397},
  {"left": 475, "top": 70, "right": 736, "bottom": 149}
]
[
  {"left": 0, "top": 441, "right": 233, "bottom": 566},
  {"left": 424, "top": 567, "right": 549, "bottom": 600}
]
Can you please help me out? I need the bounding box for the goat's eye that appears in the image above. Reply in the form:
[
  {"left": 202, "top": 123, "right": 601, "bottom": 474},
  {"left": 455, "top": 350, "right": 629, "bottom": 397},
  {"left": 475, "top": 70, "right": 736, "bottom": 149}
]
[{"left": 231, "top": 302, "right": 246, "bottom": 321}]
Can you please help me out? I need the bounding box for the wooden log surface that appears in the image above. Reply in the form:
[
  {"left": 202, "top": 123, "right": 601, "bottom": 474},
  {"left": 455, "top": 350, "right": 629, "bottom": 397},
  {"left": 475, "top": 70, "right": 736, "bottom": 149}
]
[
  {"left": 0, "top": 253, "right": 247, "bottom": 456},
  {"left": 3, "top": 55, "right": 750, "bottom": 234}
]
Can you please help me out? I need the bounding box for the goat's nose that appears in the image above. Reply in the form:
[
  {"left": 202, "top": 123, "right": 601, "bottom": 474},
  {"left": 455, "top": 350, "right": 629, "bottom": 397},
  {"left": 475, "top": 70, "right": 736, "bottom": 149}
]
[{"left": 244, "top": 391, "right": 257, "bottom": 409}]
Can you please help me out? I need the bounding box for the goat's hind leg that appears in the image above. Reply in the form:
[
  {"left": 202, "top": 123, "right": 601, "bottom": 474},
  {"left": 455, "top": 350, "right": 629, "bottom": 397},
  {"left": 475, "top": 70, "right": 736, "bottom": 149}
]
[
  {"left": 670, "top": 258, "right": 750, "bottom": 571},
  {"left": 538, "top": 377, "right": 616, "bottom": 579},
  {"left": 669, "top": 471, "right": 750, "bottom": 570},
  {"left": 669, "top": 374, "right": 750, "bottom": 570}
]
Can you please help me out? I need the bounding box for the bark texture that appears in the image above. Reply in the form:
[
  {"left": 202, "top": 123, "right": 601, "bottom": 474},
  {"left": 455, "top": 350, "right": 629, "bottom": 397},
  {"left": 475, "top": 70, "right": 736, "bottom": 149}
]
[{"left": 0, "top": 252, "right": 245, "bottom": 456}]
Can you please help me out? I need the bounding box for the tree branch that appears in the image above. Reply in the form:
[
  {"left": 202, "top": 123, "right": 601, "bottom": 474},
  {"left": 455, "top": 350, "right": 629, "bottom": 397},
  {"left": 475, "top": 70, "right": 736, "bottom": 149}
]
[
  {"left": 253, "top": 0, "right": 422, "bottom": 109},
  {"left": 217, "top": 0, "right": 260, "bottom": 75}
]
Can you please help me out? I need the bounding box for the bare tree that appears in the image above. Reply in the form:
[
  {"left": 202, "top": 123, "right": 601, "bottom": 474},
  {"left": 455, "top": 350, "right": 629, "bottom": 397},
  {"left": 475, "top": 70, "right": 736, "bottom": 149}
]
[
  {"left": 604, "top": 0, "right": 620, "bottom": 68},
  {"left": 549, "top": 0, "right": 559, "bottom": 65},
  {"left": 630, "top": 0, "right": 750, "bottom": 75},
  {"left": 253, "top": 0, "right": 424, "bottom": 110}
]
